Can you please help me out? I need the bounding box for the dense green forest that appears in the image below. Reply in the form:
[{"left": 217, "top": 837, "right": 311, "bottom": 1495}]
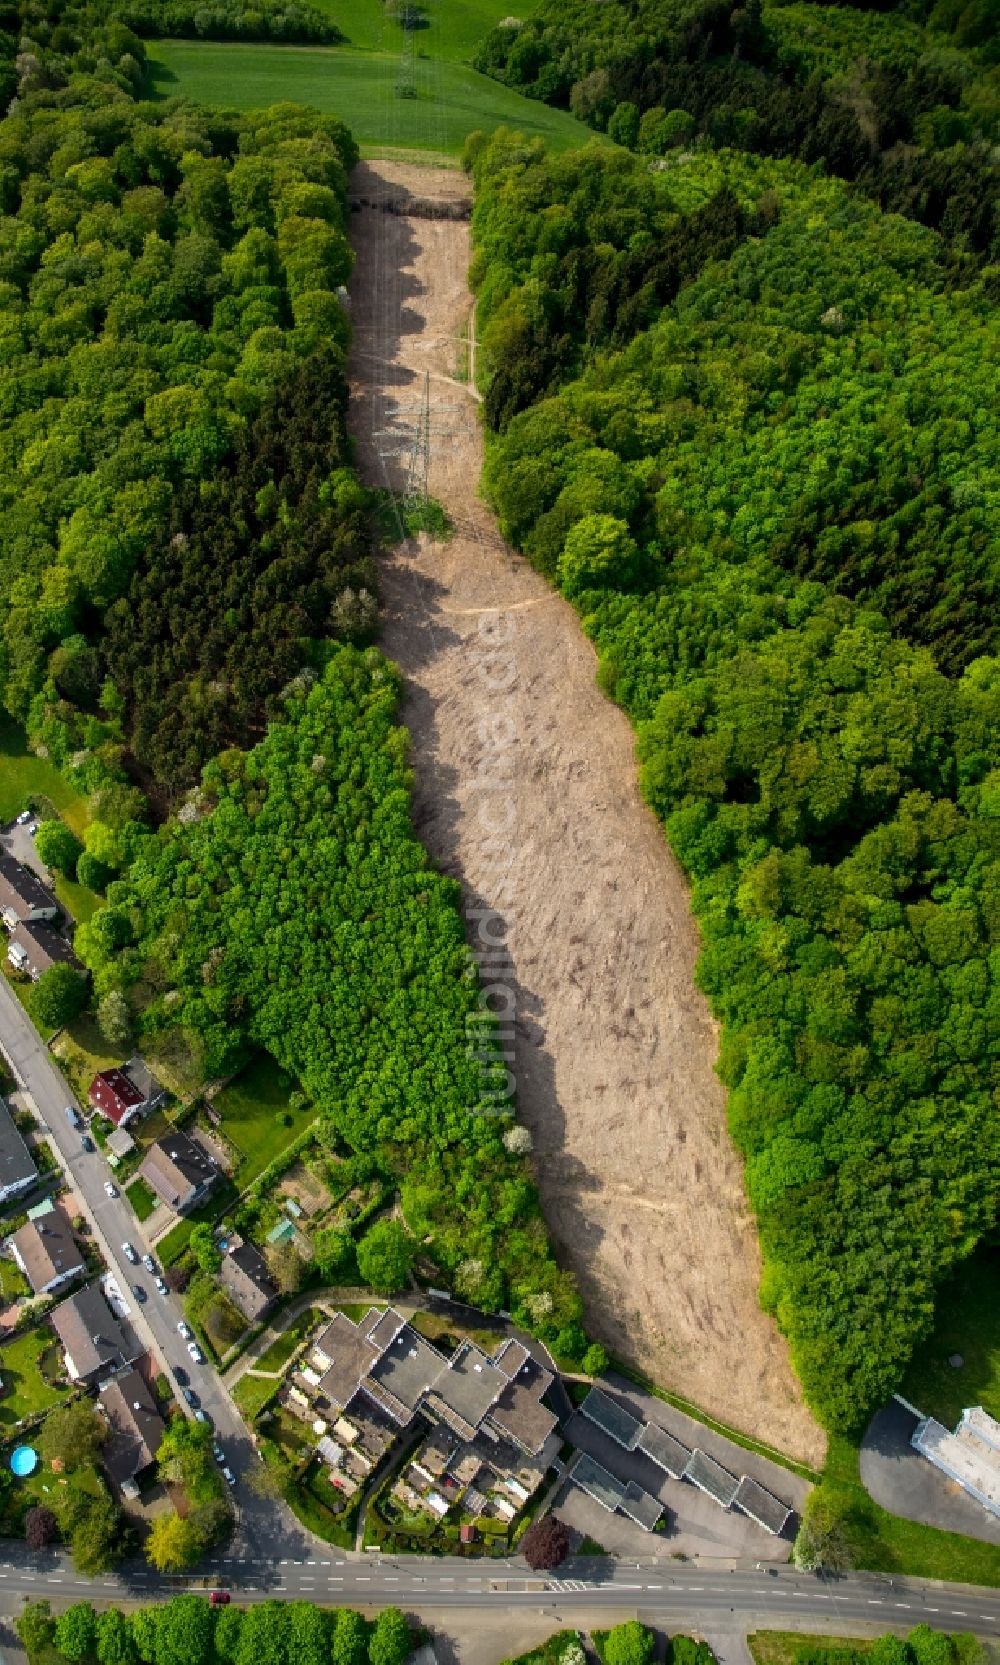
[
  {"left": 0, "top": 1, "right": 582, "bottom": 1348},
  {"left": 469, "top": 130, "right": 1000, "bottom": 1430},
  {"left": 474, "top": 0, "right": 1000, "bottom": 260},
  {"left": 76, "top": 651, "right": 581, "bottom": 1338}
]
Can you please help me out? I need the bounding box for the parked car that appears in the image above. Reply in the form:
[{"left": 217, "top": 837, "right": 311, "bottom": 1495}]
[
  {"left": 155, "top": 1276, "right": 168, "bottom": 1296},
  {"left": 121, "top": 1242, "right": 138, "bottom": 1263},
  {"left": 174, "top": 1366, "right": 189, "bottom": 1387},
  {"left": 194, "top": 1410, "right": 208, "bottom": 1424},
  {"left": 177, "top": 1320, "right": 192, "bottom": 1339},
  {"left": 182, "top": 1387, "right": 198, "bottom": 1408},
  {"left": 26, "top": 822, "right": 37, "bottom": 836},
  {"left": 212, "top": 1444, "right": 224, "bottom": 1464},
  {"left": 187, "top": 1342, "right": 203, "bottom": 1364},
  {"left": 65, "top": 1105, "right": 81, "bottom": 1128},
  {"left": 209, "top": 1593, "right": 230, "bottom": 1607},
  {"left": 142, "top": 1254, "right": 156, "bottom": 1273},
  {"left": 221, "top": 1467, "right": 236, "bottom": 1487},
  {"left": 132, "top": 1283, "right": 146, "bottom": 1303},
  {"left": 81, "top": 1135, "right": 95, "bottom": 1153},
  {"left": 15, "top": 810, "right": 30, "bottom": 825},
  {"left": 103, "top": 1180, "right": 118, "bottom": 1198}
]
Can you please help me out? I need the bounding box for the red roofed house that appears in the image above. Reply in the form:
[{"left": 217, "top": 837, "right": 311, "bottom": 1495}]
[{"left": 88, "top": 1068, "right": 146, "bottom": 1128}]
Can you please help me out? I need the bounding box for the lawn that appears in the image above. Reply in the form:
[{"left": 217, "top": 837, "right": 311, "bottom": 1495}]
[
  {"left": 232, "top": 1372, "right": 281, "bottom": 1420},
  {"left": 53, "top": 872, "right": 103, "bottom": 926},
  {"left": 126, "top": 1177, "right": 157, "bottom": 1221},
  {"left": 308, "top": 0, "right": 543, "bottom": 62},
  {"left": 900, "top": 1244, "right": 1000, "bottom": 1427},
  {"left": 0, "top": 719, "right": 88, "bottom": 838},
  {"left": 210, "top": 1053, "right": 314, "bottom": 1188},
  {"left": 749, "top": 1636, "right": 879, "bottom": 1665},
  {"left": 255, "top": 1307, "right": 325, "bottom": 1372},
  {"left": 146, "top": 42, "right": 602, "bottom": 155},
  {"left": 822, "top": 1432, "right": 1000, "bottom": 1587},
  {"left": 0, "top": 1325, "right": 70, "bottom": 1426},
  {"left": 51, "top": 1016, "right": 119, "bottom": 1108},
  {"left": 0, "top": 1260, "right": 30, "bottom": 1300}
]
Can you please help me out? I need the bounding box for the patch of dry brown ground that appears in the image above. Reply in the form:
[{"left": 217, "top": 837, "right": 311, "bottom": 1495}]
[{"left": 347, "top": 161, "right": 825, "bottom": 1466}]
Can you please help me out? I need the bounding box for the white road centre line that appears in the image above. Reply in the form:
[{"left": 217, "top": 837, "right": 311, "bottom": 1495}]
[
  {"left": 926, "top": 1608, "right": 939, "bottom": 1613},
  {"left": 868, "top": 1600, "right": 883, "bottom": 1606},
  {"left": 895, "top": 1604, "right": 911, "bottom": 1610},
  {"left": 950, "top": 1612, "right": 967, "bottom": 1618}
]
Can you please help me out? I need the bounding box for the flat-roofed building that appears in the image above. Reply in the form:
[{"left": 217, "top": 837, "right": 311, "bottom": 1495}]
[
  {"left": 621, "top": 1479, "right": 664, "bottom": 1531},
  {"left": 572, "top": 1452, "right": 627, "bottom": 1513},
  {"left": 733, "top": 1474, "right": 792, "bottom": 1535},
  {"left": 913, "top": 1407, "right": 1000, "bottom": 1518},
  {"left": 683, "top": 1448, "right": 740, "bottom": 1509},
  {"left": 580, "top": 1385, "right": 643, "bottom": 1450},
  {"left": 637, "top": 1419, "right": 691, "bottom": 1478}
]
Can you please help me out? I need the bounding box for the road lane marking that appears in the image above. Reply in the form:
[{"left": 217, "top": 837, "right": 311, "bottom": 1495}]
[
  {"left": 926, "top": 1608, "right": 938, "bottom": 1613},
  {"left": 647, "top": 1584, "right": 662, "bottom": 1591},
  {"left": 895, "top": 1604, "right": 911, "bottom": 1610},
  {"left": 950, "top": 1612, "right": 967, "bottom": 1618},
  {"left": 868, "top": 1600, "right": 883, "bottom": 1606}
]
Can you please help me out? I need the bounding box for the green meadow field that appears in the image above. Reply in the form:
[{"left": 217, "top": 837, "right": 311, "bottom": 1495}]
[
  {"left": 147, "top": 41, "right": 597, "bottom": 154},
  {"left": 309, "top": 0, "right": 541, "bottom": 61}
]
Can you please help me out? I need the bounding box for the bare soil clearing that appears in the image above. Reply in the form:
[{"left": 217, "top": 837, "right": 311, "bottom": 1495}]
[{"left": 347, "top": 162, "right": 825, "bottom": 1467}]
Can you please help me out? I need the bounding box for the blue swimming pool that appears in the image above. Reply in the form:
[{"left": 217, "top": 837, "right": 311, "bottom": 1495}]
[{"left": 10, "top": 1445, "right": 38, "bottom": 1477}]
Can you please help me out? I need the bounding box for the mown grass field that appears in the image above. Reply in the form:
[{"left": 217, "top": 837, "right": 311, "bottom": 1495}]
[
  {"left": 210, "top": 1052, "right": 314, "bottom": 1188},
  {"left": 308, "top": 0, "right": 540, "bottom": 61},
  {"left": 146, "top": 43, "right": 600, "bottom": 154}
]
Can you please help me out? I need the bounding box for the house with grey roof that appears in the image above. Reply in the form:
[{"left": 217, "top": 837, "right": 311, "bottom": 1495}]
[
  {"left": 7, "top": 919, "right": 82, "bottom": 982},
  {"left": 138, "top": 1131, "right": 219, "bottom": 1214},
  {"left": 10, "top": 1211, "right": 84, "bottom": 1295},
  {"left": 98, "top": 1368, "right": 164, "bottom": 1487},
  {"left": 0, "top": 1099, "right": 37, "bottom": 1206},
  {"left": 0, "top": 856, "right": 58, "bottom": 928},
  {"left": 51, "top": 1282, "right": 140, "bottom": 1382},
  {"left": 219, "top": 1240, "right": 277, "bottom": 1324}
]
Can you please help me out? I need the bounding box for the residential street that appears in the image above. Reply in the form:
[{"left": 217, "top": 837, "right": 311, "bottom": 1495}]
[{"left": 0, "top": 975, "right": 296, "bottom": 1557}]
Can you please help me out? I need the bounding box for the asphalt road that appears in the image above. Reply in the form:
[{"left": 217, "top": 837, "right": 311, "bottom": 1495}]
[
  {"left": 0, "top": 976, "right": 293, "bottom": 1554},
  {"left": 0, "top": 1541, "right": 997, "bottom": 1636}
]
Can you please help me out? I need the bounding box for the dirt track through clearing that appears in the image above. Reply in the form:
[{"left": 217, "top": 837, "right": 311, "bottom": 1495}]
[{"left": 347, "top": 161, "right": 825, "bottom": 1466}]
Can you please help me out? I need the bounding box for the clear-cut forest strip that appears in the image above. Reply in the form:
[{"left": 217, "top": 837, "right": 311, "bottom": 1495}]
[{"left": 347, "top": 160, "right": 824, "bottom": 1465}]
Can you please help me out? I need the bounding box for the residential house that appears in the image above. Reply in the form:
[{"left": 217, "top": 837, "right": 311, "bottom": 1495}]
[
  {"left": 0, "top": 857, "right": 58, "bottom": 928},
  {"left": 10, "top": 1211, "right": 85, "bottom": 1295},
  {"left": 7, "top": 919, "right": 82, "bottom": 982},
  {"left": 218, "top": 1239, "right": 277, "bottom": 1324},
  {"left": 88, "top": 1057, "right": 166, "bottom": 1128},
  {"left": 51, "top": 1282, "right": 141, "bottom": 1381},
  {"left": 138, "top": 1131, "right": 219, "bottom": 1214},
  {"left": 98, "top": 1368, "right": 164, "bottom": 1487},
  {"left": 89, "top": 1070, "right": 145, "bottom": 1128},
  {"left": 106, "top": 1127, "right": 136, "bottom": 1166},
  {"left": 0, "top": 1099, "right": 37, "bottom": 1205}
]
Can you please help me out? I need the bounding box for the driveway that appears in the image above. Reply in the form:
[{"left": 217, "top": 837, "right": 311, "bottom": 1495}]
[{"left": 861, "top": 1399, "right": 1000, "bottom": 1545}]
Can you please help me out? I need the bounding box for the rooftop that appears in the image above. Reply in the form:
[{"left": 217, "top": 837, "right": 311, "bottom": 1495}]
[
  {"left": 0, "top": 855, "right": 56, "bottom": 916},
  {"left": 580, "top": 1386, "right": 643, "bottom": 1450},
  {"left": 11, "top": 1211, "right": 84, "bottom": 1293},
  {"left": 914, "top": 1416, "right": 1000, "bottom": 1513},
  {"left": 11, "top": 919, "right": 81, "bottom": 973},
  {"left": 368, "top": 1325, "right": 444, "bottom": 1415},
  {"left": 637, "top": 1419, "right": 691, "bottom": 1478},
  {"left": 487, "top": 1352, "right": 558, "bottom": 1455},
  {"left": 51, "top": 1282, "right": 139, "bottom": 1379},
  {"left": 573, "top": 1452, "right": 628, "bottom": 1512},
  {"left": 313, "top": 1311, "right": 383, "bottom": 1410},
  {"left": 684, "top": 1448, "right": 740, "bottom": 1508},
  {"left": 219, "top": 1240, "right": 277, "bottom": 1322},
  {"left": 0, "top": 1098, "right": 37, "bottom": 1195},
  {"left": 733, "top": 1474, "right": 792, "bottom": 1535},
  {"left": 140, "top": 1131, "right": 218, "bottom": 1209},
  {"left": 89, "top": 1069, "right": 144, "bottom": 1126},
  {"left": 98, "top": 1368, "right": 164, "bottom": 1484},
  {"left": 621, "top": 1479, "right": 664, "bottom": 1531}
]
